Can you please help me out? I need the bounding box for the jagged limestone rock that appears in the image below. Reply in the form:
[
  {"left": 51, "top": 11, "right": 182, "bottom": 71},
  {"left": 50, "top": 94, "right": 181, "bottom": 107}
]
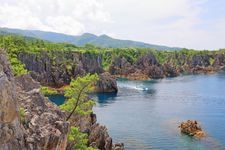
[{"left": 0, "top": 49, "right": 24, "bottom": 150}]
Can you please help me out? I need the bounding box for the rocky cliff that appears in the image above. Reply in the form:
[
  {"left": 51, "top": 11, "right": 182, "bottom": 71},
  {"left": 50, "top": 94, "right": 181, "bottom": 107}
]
[
  {"left": 0, "top": 49, "right": 24, "bottom": 150},
  {"left": 15, "top": 74, "right": 69, "bottom": 150},
  {"left": 18, "top": 51, "right": 103, "bottom": 87},
  {"left": 18, "top": 51, "right": 118, "bottom": 92},
  {"left": 109, "top": 52, "right": 225, "bottom": 80},
  {"left": 18, "top": 51, "right": 225, "bottom": 86},
  {"left": 0, "top": 49, "right": 124, "bottom": 150},
  {"left": 109, "top": 52, "right": 167, "bottom": 79},
  {"left": 0, "top": 49, "right": 69, "bottom": 150},
  {"left": 95, "top": 72, "right": 118, "bottom": 92}
]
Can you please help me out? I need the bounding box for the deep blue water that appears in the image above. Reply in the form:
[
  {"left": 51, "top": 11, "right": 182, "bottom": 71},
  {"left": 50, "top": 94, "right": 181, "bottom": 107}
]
[
  {"left": 92, "top": 73, "right": 225, "bottom": 150},
  {"left": 49, "top": 72, "right": 225, "bottom": 150}
]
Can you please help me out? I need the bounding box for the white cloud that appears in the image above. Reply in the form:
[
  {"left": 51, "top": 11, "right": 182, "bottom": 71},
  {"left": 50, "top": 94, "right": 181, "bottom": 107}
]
[
  {"left": 100, "top": 0, "right": 224, "bottom": 50},
  {"left": 98, "top": 0, "right": 212, "bottom": 49},
  {"left": 0, "top": 0, "right": 112, "bottom": 35}
]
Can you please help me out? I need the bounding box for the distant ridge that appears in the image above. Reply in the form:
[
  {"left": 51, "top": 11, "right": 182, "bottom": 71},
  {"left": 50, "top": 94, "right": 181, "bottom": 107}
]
[{"left": 0, "top": 27, "right": 181, "bottom": 51}]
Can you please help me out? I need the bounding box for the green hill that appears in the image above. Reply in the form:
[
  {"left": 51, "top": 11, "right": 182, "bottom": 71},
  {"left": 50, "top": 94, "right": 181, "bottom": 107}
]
[{"left": 0, "top": 27, "right": 181, "bottom": 50}]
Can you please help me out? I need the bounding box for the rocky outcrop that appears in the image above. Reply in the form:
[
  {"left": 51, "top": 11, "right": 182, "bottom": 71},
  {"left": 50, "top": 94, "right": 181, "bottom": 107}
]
[
  {"left": 0, "top": 49, "right": 24, "bottom": 150},
  {"left": 89, "top": 124, "right": 113, "bottom": 149},
  {"left": 179, "top": 120, "right": 206, "bottom": 138},
  {"left": 213, "top": 54, "right": 225, "bottom": 66},
  {"left": 0, "top": 49, "right": 70, "bottom": 150},
  {"left": 17, "top": 50, "right": 225, "bottom": 86},
  {"left": 109, "top": 52, "right": 179, "bottom": 80},
  {"left": 15, "top": 75, "right": 122, "bottom": 149},
  {"left": 189, "top": 54, "right": 210, "bottom": 67},
  {"left": 95, "top": 72, "right": 118, "bottom": 93},
  {"left": 68, "top": 113, "right": 124, "bottom": 150},
  {"left": 109, "top": 52, "right": 225, "bottom": 80},
  {"left": 109, "top": 57, "right": 135, "bottom": 76},
  {"left": 18, "top": 51, "right": 119, "bottom": 92},
  {"left": 162, "top": 63, "right": 179, "bottom": 77},
  {"left": 15, "top": 75, "right": 69, "bottom": 150},
  {"left": 1, "top": 49, "right": 123, "bottom": 150},
  {"left": 18, "top": 51, "right": 103, "bottom": 87}
]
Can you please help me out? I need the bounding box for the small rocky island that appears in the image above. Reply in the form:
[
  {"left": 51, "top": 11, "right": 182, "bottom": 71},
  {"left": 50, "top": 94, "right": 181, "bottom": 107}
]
[{"left": 179, "top": 120, "right": 206, "bottom": 138}]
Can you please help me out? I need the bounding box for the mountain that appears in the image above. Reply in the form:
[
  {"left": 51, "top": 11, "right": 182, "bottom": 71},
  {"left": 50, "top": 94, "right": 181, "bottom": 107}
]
[{"left": 0, "top": 27, "right": 181, "bottom": 50}]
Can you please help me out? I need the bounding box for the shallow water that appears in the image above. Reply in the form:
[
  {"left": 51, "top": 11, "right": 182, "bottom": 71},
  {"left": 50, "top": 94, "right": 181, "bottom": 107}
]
[{"left": 92, "top": 73, "right": 225, "bottom": 150}]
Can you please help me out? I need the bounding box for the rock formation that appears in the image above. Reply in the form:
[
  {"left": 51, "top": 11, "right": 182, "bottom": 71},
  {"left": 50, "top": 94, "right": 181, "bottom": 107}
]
[
  {"left": 0, "top": 49, "right": 124, "bottom": 150},
  {"left": 179, "top": 120, "right": 206, "bottom": 138},
  {"left": 109, "top": 52, "right": 225, "bottom": 80},
  {"left": 109, "top": 52, "right": 178, "bottom": 80},
  {"left": 0, "top": 49, "right": 70, "bottom": 150},
  {"left": 16, "top": 50, "right": 225, "bottom": 87},
  {"left": 15, "top": 74, "right": 69, "bottom": 150},
  {"left": 67, "top": 113, "right": 124, "bottom": 150},
  {"left": 95, "top": 72, "right": 118, "bottom": 93},
  {"left": 18, "top": 51, "right": 103, "bottom": 87},
  {"left": 0, "top": 49, "right": 24, "bottom": 150}
]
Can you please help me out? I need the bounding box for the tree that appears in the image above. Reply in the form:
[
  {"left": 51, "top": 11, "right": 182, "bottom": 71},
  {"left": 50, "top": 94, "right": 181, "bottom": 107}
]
[
  {"left": 60, "top": 73, "right": 99, "bottom": 121},
  {"left": 68, "top": 126, "right": 97, "bottom": 150}
]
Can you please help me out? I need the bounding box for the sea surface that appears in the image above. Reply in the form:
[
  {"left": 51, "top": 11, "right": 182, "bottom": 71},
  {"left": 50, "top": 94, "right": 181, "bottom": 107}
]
[{"left": 49, "top": 72, "right": 225, "bottom": 150}]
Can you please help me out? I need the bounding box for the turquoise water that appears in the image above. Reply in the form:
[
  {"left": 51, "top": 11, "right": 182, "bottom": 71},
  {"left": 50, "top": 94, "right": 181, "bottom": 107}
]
[
  {"left": 49, "top": 73, "right": 225, "bottom": 150},
  {"left": 48, "top": 94, "right": 65, "bottom": 105}
]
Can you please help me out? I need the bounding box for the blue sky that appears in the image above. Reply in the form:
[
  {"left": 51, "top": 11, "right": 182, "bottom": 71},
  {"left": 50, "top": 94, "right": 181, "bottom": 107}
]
[
  {"left": 201, "top": 1, "right": 225, "bottom": 20},
  {"left": 0, "top": 0, "right": 225, "bottom": 50}
]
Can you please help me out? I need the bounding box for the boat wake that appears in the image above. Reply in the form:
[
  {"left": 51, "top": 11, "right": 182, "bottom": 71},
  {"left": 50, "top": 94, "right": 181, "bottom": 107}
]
[{"left": 118, "top": 83, "right": 150, "bottom": 91}]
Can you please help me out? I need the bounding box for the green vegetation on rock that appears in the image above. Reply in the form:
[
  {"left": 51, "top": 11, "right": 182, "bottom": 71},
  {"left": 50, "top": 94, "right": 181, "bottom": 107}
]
[
  {"left": 68, "top": 126, "right": 97, "bottom": 150},
  {"left": 41, "top": 86, "right": 58, "bottom": 95},
  {"left": 19, "top": 107, "right": 26, "bottom": 124},
  {"left": 9, "top": 57, "right": 28, "bottom": 76}
]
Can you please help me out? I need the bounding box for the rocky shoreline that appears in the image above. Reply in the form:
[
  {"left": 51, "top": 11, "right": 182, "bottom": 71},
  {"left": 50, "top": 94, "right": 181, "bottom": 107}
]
[
  {"left": 0, "top": 49, "right": 124, "bottom": 150},
  {"left": 109, "top": 52, "right": 225, "bottom": 80},
  {"left": 17, "top": 51, "right": 225, "bottom": 89}
]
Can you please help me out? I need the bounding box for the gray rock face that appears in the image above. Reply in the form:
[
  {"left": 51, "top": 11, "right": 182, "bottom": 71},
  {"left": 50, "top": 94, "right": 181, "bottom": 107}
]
[
  {"left": 15, "top": 75, "right": 69, "bottom": 150},
  {"left": 213, "top": 54, "right": 225, "bottom": 66},
  {"left": 96, "top": 72, "right": 118, "bottom": 93},
  {"left": 18, "top": 51, "right": 119, "bottom": 92},
  {"left": 162, "top": 63, "right": 179, "bottom": 77},
  {"left": 189, "top": 54, "right": 210, "bottom": 67},
  {"left": 109, "top": 52, "right": 167, "bottom": 79},
  {"left": 0, "top": 49, "right": 24, "bottom": 150},
  {"left": 17, "top": 50, "right": 225, "bottom": 86},
  {"left": 18, "top": 51, "right": 103, "bottom": 87},
  {"left": 136, "top": 52, "right": 158, "bottom": 67},
  {"left": 109, "top": 52, "right": 225, "bottom": 79},
  {"left": 69, "top": 113, "right": 124, "bottom": 150},
  {"left": 0, "top": 49, "right": 69, "bottom": 150},
  {"left": 109, "top": 57, "right": 135, "bottom": 76}
]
